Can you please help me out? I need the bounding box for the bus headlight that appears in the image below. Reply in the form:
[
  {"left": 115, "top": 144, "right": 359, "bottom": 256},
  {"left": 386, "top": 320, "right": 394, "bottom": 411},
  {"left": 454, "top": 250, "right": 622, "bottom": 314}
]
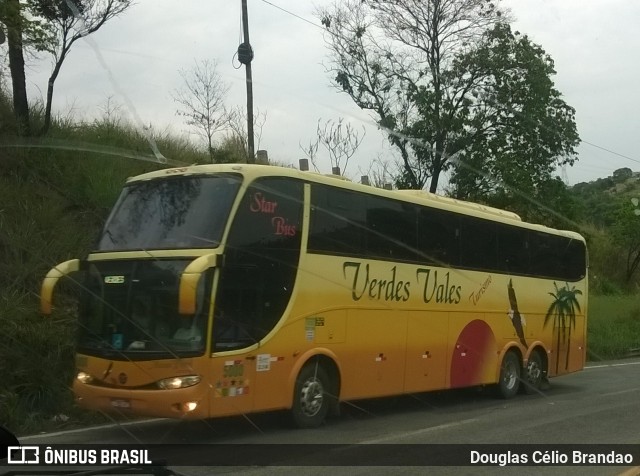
[
  {"left": 156, "top": 375, "right": 201, "bottom": 390},
  {"left": 76, "top": 371, "right": 93, "bottom": 384}
]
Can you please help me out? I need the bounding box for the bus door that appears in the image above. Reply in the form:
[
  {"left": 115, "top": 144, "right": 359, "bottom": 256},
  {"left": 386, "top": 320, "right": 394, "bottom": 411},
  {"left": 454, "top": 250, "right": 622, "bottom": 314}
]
[
  {"left": 209, "top": 264, "right": 257, "bottom": 417},
  {"left": 211, "top": 177, "right": 304, "bottom": 414}
]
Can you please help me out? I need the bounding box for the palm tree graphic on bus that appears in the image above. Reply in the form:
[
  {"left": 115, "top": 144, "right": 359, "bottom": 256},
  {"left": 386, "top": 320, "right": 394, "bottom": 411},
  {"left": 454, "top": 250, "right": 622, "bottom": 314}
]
[{"left": 545, "top": 282, "right": 582, "bottom": 372}]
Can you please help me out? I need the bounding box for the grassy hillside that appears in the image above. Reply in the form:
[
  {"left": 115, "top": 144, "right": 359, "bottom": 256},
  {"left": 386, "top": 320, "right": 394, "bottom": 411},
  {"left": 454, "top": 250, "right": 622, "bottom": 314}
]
[{"left": 0, "top": 113, "right": 210, "bottom": 434}]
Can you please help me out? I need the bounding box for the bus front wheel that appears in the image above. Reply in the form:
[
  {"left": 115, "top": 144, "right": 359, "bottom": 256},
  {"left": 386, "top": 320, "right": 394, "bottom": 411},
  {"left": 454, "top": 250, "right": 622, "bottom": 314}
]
[
  {"left": 497, "top": 351, "right": 521, "bottom": 399},
  {"left": 291, "top": 362, "right": 331, "bottom": 428}
]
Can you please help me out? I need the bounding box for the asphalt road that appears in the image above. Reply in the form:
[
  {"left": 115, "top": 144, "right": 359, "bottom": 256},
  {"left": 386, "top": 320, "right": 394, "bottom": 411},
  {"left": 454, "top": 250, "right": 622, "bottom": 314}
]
[{"left": 8, "top": 358, "right": 640, "bottom": 476}]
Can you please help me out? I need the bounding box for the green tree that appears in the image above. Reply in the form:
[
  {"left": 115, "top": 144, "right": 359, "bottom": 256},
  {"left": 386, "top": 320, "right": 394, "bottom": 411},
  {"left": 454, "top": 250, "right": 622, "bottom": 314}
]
[
  {"left": 612, "top": 167, "right": 633, "bottom": 183},
  {"left": 445, "top": 23, "right": 580, "bottom": 201},
  {"left": 612, "top": 199, "right": 640, "bottom": 284},
  {"left": 1, "top": 0, "right": 30, "bottom": 135},
  {"left": 544, "top": 282, "right": 582, "bottom": 373},
  {"left": 318, "top": 0, "right": 579, "bottom": 195},
  {"left": 29, "top": 0, "right": 133, "bottom": 135},
  {"left": 0, "top": 0, "right": 52, "bottom": 135},
  {"left": 474, "top": 177, "right": 580, "bottom": 230}
]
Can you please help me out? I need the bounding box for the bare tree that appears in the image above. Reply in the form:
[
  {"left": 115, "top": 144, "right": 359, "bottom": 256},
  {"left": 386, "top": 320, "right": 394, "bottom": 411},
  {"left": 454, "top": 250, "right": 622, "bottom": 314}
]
[
  {"left": 299, "top": 138, "right": 320, "bottom": 172},
  {"left": 226, "top": 105, "right": 267, "bottom": 162},
  {"left": 93, "top": 94, "right": 122, "bottom": 138},
  {"left": 316, "top": 118, "right": 365, "bottom": 175},
  {"left": 173, "top": 59, "right": 230, "bottom": 163},
  {"left": 29, "top": 0, "right": 133, "bottom": 135},
  {"left": 359, "top": 154, "right": 395, "bottom": 189},
  {"left": 300, "top": 117, "right": 365, "bottom": 175}
]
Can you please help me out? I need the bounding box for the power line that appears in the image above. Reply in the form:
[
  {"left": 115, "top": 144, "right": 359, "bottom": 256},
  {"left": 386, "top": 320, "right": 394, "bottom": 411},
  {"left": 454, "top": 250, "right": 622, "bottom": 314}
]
[
  {"left": 581, "top": 139, "right": 640, "bottom": 166},
  {"left": 259, "top": 0, "right": 324, "bottom": 30}
]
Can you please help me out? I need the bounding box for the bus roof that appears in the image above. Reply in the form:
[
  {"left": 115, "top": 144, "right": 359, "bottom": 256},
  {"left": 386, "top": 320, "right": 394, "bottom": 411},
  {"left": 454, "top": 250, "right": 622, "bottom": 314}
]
[{"left": 128, "top": 164, "right": 584, "bottom": 242}]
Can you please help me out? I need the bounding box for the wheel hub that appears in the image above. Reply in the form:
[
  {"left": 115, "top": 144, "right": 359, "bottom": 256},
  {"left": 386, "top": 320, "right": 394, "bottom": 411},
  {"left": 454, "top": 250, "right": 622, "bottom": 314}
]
[
  {"left": 504, "top": 360, "right": 518, "bottom": 389},
  {"left": 527, "top": 360, "right": 542, "bottom": 384},
  {"left": 300, "top": 379, "right": 323, "bottom": 417}
]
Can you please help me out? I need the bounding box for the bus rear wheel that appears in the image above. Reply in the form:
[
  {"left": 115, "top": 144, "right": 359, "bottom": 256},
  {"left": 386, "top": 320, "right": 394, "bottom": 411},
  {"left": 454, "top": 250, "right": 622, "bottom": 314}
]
[
  {"left": 522, "top": 350, "right": 545, "bottom": 394},
  {"left": 291, "top": 362, "right": 331, "bottom": 429},
  {"left": 497, "top": 351, "right": 521, "bottom": 399}
]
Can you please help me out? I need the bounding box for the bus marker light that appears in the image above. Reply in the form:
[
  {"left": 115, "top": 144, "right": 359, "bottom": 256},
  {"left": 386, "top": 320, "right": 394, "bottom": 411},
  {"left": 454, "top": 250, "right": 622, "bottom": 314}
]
[
  {"left": 183, "top": 402, "right": 198, "bottom": 412},
  {"left": 172, "top": 402, "right": 198, "bottom": 412}
]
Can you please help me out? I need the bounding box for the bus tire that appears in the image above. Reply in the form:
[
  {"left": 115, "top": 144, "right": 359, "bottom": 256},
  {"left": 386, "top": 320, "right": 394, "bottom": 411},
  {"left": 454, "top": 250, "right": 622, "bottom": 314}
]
[
  {"left": 497, "top": 351, "right": 521, "bottom": 399},
  {"left": 291, "top": 362, "right": 331, "bottom": 429},
  {"left": 522, "top": 350, "right": 545, "bottom": 395}
]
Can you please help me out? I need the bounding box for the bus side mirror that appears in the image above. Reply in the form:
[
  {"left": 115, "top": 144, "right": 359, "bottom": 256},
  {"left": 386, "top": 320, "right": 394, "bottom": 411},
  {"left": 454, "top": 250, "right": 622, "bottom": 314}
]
[
  {"left": 41, "top": 259, "right": 81, "bottom": 315},
  {"left": 178, "top": 254, "right": 218, "bottom": 316}
]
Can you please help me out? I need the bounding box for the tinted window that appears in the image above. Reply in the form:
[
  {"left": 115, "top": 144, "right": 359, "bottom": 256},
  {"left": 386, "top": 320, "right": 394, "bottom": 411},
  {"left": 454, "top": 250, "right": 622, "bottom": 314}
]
[
  {"left": 365, "top": 195, "right": 418, "bottom": 261},
  {"left": 498, "top": 224, "right": 529, "bottom": 274},
  {"left": 97, "top": 174, "right": 241, "bottom": 251},
  {"left": 308, "top": 183, "right": 586, "bottom": 281},
  {"left": 225, "top": 177, "right": 303, "bottom": 252},
  {"left": 460, "top": 216, "right": 497, "bottom": 270},
  {"left": 215, "top": 177, "right": 303, "bottom": 350},
  {"left": 309, "top": 185, "right": 366, "bottom": 256},
  {"left": 530, "top": 232, "right": 586, "bottom": 281},
  {"left": 418, "top": 207, "right": 459, "bottom": 266},
  {"left": 563, "top": 239, "right": 587, "bottom": 281}
]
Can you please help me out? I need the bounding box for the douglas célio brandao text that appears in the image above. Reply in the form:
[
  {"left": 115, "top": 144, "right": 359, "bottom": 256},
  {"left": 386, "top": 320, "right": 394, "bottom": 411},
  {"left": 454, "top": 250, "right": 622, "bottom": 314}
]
[{"left": 470, "top": 450, "right": 635, "bottom": 466}]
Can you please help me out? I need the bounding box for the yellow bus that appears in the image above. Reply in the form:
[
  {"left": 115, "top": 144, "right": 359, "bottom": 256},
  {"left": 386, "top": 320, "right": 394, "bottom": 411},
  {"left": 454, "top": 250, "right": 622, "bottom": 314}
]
[{"left": 41, "top": 164, "right": 587, "bottom": 428}]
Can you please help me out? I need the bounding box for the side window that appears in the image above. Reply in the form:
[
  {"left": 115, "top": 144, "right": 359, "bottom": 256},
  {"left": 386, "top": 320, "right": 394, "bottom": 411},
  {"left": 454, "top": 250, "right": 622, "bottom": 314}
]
[
  {"left": 309, "top": 185, "right": 366, "bottom": 256},
  {"left": 529, "top": 232, "right": 560, "bottom": 278},
  {"left": 225, "top": 179, "right": 302, "bottom": 253},
  {"left": 418, "top": 207, "right": 459, "bottom": 266},
  {"left": 459, "top": 216, "right": 497, "bottom": 271},
  {"left": 497, "top": 224, "right": 529, "bottom": 274},
  {"left": 563, "top": 239, "right": 587, "bottom": 281},
  {"left": 365, "top": 196, "right": 418, "bottom": 262},
  {"left": 214, "top": 178, "right": 303, "bottom": 350},
  {"left": 530, "top": 232, "right": 586, "bottom": 281}
]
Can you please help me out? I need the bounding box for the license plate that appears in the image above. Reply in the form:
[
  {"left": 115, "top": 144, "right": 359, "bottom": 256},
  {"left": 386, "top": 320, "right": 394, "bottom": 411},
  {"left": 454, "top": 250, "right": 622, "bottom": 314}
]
[{"left": 110, "top": 399, "right": 131, "bottom": 409}]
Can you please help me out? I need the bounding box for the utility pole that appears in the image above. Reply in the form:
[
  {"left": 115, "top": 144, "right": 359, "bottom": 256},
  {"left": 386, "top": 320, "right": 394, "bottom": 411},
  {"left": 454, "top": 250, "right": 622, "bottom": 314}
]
[{"left": 239, "top": 0, "right": 255, "bottom": 163}]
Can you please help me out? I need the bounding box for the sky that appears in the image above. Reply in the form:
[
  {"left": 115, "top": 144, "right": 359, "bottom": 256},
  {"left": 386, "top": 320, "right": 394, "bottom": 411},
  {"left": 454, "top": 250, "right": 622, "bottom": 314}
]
[{"left": 18, "top": 0, "right": 640, "bottom": 187}]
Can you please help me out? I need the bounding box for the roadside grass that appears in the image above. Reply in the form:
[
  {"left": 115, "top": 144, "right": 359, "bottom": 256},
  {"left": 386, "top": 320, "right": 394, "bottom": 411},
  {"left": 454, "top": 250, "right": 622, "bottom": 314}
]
[
  {"left": 0, "top": 292, "right": 76, "bottom": 434},
  {"left": 587, "top": 294, "right": 640, "bottom": 361}
]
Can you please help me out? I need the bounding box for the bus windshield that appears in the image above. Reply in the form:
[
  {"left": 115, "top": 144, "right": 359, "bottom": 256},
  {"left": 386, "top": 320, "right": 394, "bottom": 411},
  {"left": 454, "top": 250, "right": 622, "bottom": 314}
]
[
  {"left": 77, "top": 260, "right": 210, "bottom": 360},
  {"left": 97, "top": 174, "right": 242, "bottom": 251}
]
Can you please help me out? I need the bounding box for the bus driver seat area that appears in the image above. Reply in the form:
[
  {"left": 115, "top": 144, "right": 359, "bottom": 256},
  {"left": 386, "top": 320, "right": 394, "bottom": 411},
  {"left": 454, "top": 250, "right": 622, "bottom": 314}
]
[{"left": 173, "top": 316, "right": 202, "bottom": 342}]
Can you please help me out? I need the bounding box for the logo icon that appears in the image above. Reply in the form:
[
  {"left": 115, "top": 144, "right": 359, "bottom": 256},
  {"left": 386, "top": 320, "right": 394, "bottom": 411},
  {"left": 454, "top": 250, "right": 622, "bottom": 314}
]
[{"left": 7, "top": 447, "right": 39, "bottom": 464}]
